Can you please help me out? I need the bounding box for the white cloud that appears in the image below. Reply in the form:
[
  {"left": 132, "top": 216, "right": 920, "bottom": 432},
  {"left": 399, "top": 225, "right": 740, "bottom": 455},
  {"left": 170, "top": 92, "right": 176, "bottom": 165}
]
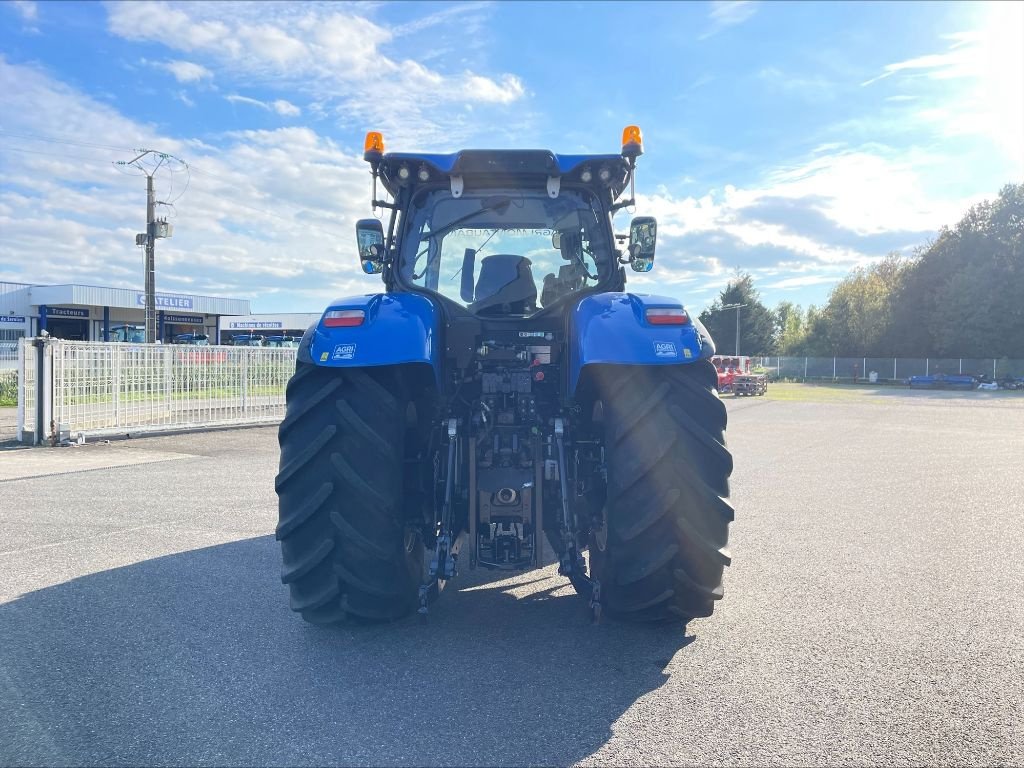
[
  {"left": 0, "top": 58, "right": 378, "bottom": 309},
  {"left": 103, "top": 2, "right": 527, "bottom": 147},
  {"left": 240, "top": 23, "right": 308, "bottom": 66},
  {"left": 462, "top": 73, "right": 525, "bottom": 104},
  {"left": 158, "top": 59, "right": 212, "bottom": 83},
  {"left": 271, "top": 99, "right": 301, "bottom": 117},
  {"left": 0, "top": 48, "right": 994, "bottom": 315},
  {"left": 765, "top": 274, "right": 848, "bottom": 290},
  {"left": 756, "top": 149, "right": 962, "bottom": 235},
  {"left": 225, "top": 94, "right": 265, "bottom": 110},
  {"left": 700, "top": 1, "right": 758, "bottom": 40},
  {"left": 9, "top": 0, "right": 36, "bottom": 19},
  {"left": 622, "top": 141, "right": 987, "bottom": 308},
  {"left": 225, "top": 94, "right": 301, "bottom": 116},
  {"left": 107, "top": 2, "right": 233, "bottom": 52},
  {"left": 863, "top": 3, "right": 1024, "bottom": 172},
  {"left": 391, "top": 2, "right": 491, "bottom": 37}
]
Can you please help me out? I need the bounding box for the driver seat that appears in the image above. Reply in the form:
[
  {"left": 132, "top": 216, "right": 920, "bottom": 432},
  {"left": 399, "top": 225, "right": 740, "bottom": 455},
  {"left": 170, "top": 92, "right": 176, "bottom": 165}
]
[{"left": 469, "top": 254, "right": 537, "bottom": 315}]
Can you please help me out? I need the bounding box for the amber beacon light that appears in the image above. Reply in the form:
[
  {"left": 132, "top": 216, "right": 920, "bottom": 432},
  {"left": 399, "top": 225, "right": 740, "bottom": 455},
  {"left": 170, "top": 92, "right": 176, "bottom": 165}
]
[
  {"left": 621, "top": 125, "right": 644, "bottom": 158},
  {"left": 364, "top": 131, "right": 385, "bottom": 162}
]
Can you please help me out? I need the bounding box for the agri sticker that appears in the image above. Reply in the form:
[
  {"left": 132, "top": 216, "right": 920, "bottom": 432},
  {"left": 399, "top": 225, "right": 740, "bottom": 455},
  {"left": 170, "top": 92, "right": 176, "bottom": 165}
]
[
  {"left": 654, "top": 341, "right": 677, "bottom": 358},
  {"left": 332, "top": 343, "right": 356, "bottom": 360}
]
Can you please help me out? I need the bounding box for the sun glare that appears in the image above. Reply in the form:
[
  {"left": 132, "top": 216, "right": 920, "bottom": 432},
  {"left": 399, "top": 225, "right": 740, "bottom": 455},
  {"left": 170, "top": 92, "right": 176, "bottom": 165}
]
[{"left": 975, "top": 2, "right": 1024, "bottom": 171}]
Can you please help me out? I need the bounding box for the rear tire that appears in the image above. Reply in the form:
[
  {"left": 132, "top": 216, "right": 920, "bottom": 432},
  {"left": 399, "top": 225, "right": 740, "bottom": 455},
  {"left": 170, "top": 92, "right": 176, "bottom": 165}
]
[
  {"left": 587, "top": 361, "right": 734, "bottom": 622},
  {"left": 275, "top": 363, "right": 424, "bottom": 625}
]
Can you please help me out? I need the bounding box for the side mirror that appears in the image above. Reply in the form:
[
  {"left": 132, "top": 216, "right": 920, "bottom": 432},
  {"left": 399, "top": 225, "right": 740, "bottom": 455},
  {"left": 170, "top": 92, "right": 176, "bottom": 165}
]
[
  {"left": 356, "top": 219, "right": 385, "bottom": 275},
  {"left": 628, "top": 216, "right": 657, "bottom": 272}
]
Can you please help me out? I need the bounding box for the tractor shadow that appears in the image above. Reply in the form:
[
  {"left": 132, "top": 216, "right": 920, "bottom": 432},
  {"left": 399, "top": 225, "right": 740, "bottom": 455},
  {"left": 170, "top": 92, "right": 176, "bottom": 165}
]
[{"left": 0, "top": 535, "right": 694, "bottom": 767}]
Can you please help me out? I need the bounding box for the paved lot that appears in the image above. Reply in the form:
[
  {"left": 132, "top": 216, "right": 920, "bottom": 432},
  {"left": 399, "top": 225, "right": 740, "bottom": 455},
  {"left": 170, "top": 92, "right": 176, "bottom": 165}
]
[
  {"left": 0, "top": 406, "right": 17, "bottom": 445},
  {"left": 1, "top": 388, "right": 1022, "bottom": 766}
]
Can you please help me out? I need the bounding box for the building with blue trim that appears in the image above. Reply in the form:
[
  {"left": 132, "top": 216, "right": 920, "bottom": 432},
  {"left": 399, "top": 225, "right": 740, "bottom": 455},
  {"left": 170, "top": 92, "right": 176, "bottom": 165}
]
[
  {"left": 216, "top": 313, "right": 321, "bottom": 344},
  {"left": 0, "top": 281, "right": 250, "bottom": 347}
]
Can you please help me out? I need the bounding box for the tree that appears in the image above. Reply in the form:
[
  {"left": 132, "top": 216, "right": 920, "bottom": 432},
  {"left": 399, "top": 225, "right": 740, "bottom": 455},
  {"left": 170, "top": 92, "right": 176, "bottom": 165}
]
[
  {"left": 797, "top": 304, "right": 832, "bottom": 355},
  {"left": 773, "top": 300, "right": 807, "bottom": 354},
  {"left": 817, "top": 253, "right": 913, "bottom": 356},
  {"left": 699, "top": 273, "right": 776, "bottom": 355},
  {"left": 883, "top": 183, "right": 1023, "bottom": 356},
  {"left": 696, "top": 183, "right": 1023, "bottom": 358}
]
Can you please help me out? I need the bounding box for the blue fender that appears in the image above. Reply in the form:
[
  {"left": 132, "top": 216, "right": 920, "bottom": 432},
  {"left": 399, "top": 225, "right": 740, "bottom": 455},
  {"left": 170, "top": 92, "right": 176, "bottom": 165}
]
[
  {"left": 301, "top": 293, "right": 439, "bottom": 382},
  {"left": 568, "top": 293, "right": 715, "bottom": 394}
]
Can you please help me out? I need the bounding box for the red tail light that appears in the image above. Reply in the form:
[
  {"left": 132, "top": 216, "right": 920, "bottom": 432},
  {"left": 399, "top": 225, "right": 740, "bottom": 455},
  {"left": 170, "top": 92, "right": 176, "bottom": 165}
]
[
  {"left": 323, "top": 310, "right": 365, "bottom": 328},
  {"left": 645, "top": 307, "right": 689, "bottom": 325}
]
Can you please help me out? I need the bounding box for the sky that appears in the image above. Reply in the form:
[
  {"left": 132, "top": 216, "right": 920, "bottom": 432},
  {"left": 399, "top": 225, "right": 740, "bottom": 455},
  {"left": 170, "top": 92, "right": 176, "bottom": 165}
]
[{"left": 1, "top": 0, "right": 1021, "bottom": 314}]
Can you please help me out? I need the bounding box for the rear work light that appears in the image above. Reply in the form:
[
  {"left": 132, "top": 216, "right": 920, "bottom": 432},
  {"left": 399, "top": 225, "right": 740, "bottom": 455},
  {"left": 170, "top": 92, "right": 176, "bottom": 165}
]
[
  {"left": 645, "top": 307, "right": 689, "bottom": 325},
  {"left": 323, "top": 310, "right": 365, "bottom": 328}
]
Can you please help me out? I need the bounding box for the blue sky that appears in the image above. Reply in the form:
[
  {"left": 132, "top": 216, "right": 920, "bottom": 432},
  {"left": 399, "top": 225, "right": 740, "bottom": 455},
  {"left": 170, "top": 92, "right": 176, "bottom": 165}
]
[{"left": 1, "top": 0, "right": 1021, "bottom": 313}]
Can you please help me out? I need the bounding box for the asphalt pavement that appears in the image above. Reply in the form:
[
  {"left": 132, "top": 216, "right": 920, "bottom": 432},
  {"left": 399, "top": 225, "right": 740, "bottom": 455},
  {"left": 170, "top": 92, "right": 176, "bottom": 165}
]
[
  {"left": 0, "top": 407, "right": 17, "bottom": 445},
  {"left": 1, "top": 389, "right": 1022, "bottom": 766}
]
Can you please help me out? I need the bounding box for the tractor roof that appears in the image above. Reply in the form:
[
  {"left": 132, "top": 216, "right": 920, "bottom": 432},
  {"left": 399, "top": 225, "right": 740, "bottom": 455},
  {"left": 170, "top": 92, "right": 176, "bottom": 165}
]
[{"left": 376, "top": 150, "right": 631, "bottom": 199}]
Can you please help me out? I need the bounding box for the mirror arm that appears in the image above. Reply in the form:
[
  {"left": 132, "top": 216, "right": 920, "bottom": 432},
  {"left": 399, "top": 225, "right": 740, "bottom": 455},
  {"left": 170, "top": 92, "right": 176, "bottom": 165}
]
[
  {"left": 384, "top": 205, "right": 398, "bottom": 250},
  {"left": 369, "top": 163, "right": 398, "bottom": 212},
  {"left": 369, "top": 163, "right": 380, "bottom": 213}
]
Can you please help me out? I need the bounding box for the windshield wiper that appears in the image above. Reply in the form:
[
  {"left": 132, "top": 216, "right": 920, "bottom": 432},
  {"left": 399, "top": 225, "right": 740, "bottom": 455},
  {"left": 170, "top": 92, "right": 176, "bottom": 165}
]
[{"left": 411, "top": 196, "right": 512, "bottom": 279}]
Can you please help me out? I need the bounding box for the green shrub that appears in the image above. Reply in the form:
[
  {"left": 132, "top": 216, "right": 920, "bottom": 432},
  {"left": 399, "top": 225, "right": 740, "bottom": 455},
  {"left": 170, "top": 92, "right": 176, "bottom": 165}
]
[{"left": 0, "top": 371, "right": 17, "bottom": 407}]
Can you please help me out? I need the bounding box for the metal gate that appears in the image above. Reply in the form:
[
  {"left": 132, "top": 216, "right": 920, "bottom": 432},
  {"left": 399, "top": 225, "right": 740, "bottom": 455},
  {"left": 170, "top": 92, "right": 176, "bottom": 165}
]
[{"left": 16, "top": 338, "right": 296, "bottom": 444}]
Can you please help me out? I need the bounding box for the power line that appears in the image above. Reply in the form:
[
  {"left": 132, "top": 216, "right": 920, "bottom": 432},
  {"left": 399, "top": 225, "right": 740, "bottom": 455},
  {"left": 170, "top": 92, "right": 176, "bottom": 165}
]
[
  {"left": 3, "top": 139, "right": 351, "bottom": 238},
  {"left": 1, "top": 144, "right": 122, "bottom": 168},
  {"left": 0, "top": 128, "right": 137, "bottom": 153},
  {"left": 2, "top": 142, "right": 338, "bottom": 232},
  {"left": 0, "top": 130, "right": 352, "bottom": 225}
]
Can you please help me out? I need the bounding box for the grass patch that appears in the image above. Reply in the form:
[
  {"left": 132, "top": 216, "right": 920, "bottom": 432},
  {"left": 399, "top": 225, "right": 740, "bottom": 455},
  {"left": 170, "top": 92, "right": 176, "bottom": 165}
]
[
  {"left": 762, "top": 382, "right": 879, "bottom": 403},
  {"left": 0, "top": 372, "right": 16, "bottom": 407},
  {"left": 753, "top": 382, "right": 1024, "bottom": 404}
]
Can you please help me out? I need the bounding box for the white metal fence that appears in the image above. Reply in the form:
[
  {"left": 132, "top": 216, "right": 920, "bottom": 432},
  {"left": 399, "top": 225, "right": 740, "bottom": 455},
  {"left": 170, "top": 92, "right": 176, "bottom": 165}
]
[
  {"left": 11, "top": 341, "right": 1024, "bottom": 444},
  {"left": 1, "top": 343, "right": 20, "bottom": 442},
  {"left": 17, "top": 338, "right": 297, "bottom": 443},
  {"left": 753, "top": 357, "right": 1024, "bottom": 381}
]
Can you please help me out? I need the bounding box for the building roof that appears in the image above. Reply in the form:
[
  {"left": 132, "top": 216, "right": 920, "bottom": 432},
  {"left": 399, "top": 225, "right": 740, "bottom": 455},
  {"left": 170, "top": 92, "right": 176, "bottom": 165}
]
[{"left": 27, "top": 284, "right": 250, "bottom": 315}]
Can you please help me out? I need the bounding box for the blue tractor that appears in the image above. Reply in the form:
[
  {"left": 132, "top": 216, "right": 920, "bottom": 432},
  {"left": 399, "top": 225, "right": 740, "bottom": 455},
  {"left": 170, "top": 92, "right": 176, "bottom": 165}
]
[{"left": 276, "top": 127, "right": 733, "bottom": 625}]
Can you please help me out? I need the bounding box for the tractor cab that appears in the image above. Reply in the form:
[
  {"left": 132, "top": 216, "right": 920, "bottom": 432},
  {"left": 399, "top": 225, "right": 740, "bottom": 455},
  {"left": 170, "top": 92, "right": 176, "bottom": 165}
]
[
  {"left": 355, "top": 128, "right": 657, "bottom": 319},
  {"left": 109, "top": 325, "right": 146, "bottom": 343},
  {"left": 173, "top": 332, "right": 209, "bottom": 346}
]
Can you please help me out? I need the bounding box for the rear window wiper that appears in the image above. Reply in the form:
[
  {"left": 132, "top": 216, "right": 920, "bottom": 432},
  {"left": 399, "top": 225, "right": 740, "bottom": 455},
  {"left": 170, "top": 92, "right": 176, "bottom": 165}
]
[{"left": 411, "top": 196, "right": 512, "bottom": 279}]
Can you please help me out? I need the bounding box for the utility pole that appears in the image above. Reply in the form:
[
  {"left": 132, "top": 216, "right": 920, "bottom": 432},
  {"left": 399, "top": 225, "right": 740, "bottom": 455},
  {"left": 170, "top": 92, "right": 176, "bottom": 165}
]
[
  {"left": 116, "top": 149, "right": 186, "bottom": 343},
  {"left": 720, "top": 303, "right": 748, "bottom": 356},
  {"left": 145, "top": 173, "right": 156, "bottom": 343}
]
